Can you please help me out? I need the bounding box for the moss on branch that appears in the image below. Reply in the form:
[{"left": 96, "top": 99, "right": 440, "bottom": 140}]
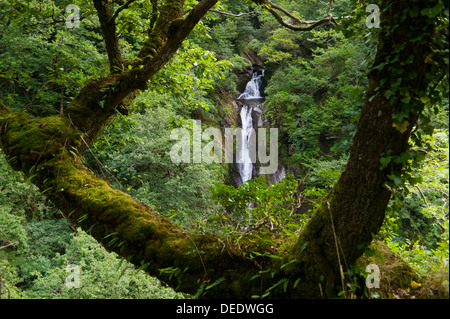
[
  {"left": 0, "top": 106, "right": 288, "bottom": 297},
  {"left": 137, "top": 0, "right": 185, "bottom": 62}
]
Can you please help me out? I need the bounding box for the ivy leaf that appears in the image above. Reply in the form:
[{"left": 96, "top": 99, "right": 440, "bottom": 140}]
[
  {"left": 392, "top": 120, "right": 410, "bottom": 134},
  {"left": 392, "top": 77, "right": 402, "bottom": 88},
  {"left": 419, "top": 96, "right": 430, "bottom": 104},
  {"left": 380, "top": 156, "right": 393, "bottom": 170},
  {"left": 424, "top": 54, "right": 434, "bottom": 64},
  {"left": 420, "top": 3, "right": 444, "bottom": 18},
  {"left": 401, "top": 96, "right": 411, "bottom": 104},
  {"left": 388, "top": 174, "right": 404, "bottom": 186}
]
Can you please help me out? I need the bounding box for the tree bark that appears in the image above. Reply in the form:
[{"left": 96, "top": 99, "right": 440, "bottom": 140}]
[
  {"left": 93, "top": 0, "right": 124, "bottom": 72},
  {"left": 276, "top": 0, "right": 442, "bottom": 297},
  {"left": 0, "top": 0, "right": 445, "bottom": 298}
]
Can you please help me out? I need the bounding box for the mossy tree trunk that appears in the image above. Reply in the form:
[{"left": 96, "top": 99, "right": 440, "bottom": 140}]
[
  {"left": 278, "top": 0, "right": 445, "bottom": 297},
  {"left": 0, "top": 0, "right": 445, "bottom": 298}
]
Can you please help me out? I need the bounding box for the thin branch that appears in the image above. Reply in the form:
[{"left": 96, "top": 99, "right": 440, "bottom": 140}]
[
  {"left": 415, "top": 184, "right": 429, "bottom": 207},
  {"left": 263, "top": 0, "right": 337, "bottom": 31},
  {"left": 0, "top": 100, "right": 11, "bottom": 113},
  {"left": 415, "top": 184, "right": 446, "bottom": 233},
  {"left": 24, "top": 80, "right": 51, "bottom": 111},
  {"left": 209, "top": 9, "right": 256, "bottom": 17},
  {"left": 186, "top": 234, "right": 208, "bottom": 282},
  {"left": 111, "top": 0, "right": 137, "bottom": 22},
  {"left": 0, "top": 242, "right": 15, "bottom": 250},
  {"left": 327, "top": 201, "right": 347, "bottom": 299},
  {"left": 79, "top": 134, "right": 125, "bottom": 192},
  {"left": 149, "top": 0, "right": 160, "bottom": 30}
]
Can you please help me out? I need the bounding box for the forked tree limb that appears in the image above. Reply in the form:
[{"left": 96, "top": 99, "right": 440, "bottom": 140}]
[{"left": 264, "top": 0, "right": 337, "bottom": 31}]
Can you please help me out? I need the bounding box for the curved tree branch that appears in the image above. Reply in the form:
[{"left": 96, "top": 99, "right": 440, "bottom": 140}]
[
  {"left": 267, "top": 0, "right": 322, "bottom": 24},
  {"left": 263, "top": 0, "right": 336, "bottom": 31}
]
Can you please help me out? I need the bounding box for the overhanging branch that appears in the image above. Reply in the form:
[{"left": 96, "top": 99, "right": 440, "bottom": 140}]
[
  {"left": 267, "top": 7, "right": 335, "bottom": 30},
  {"left": 259, "top": 0, "right": 337, "bottom": 31}
]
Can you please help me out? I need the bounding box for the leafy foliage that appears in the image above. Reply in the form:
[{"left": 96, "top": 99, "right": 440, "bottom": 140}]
[
  {"left": 382, "top": 129, "right": 449, "bottom": 276},
  {"left": 209, "top": 174, "right": 306, "bottom": 239},
  {"left": 263, "top": 29, "right": 368, "bottom": 168},
  {"left": 0, "top": 0, "right": 107, "bottom": 115},
  {"left": 148, "top": 40, "right": 234, "bottom": 111},
  {"left": 87, "top": 92, "right": 225, "bottom": 226},
  {"left": 0, "top": 152, "right": 181, "bottom": 299},
  {"left": 27, "top": 229, "right": 184, "bottom": 299}
]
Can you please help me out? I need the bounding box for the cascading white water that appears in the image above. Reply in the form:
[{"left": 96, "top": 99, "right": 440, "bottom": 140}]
[
  {"left": 236, "top": 72, "right": 264, "bottom": 185},
  {"left": 237, "top": 104, "right": 253, "bottom": 183},
  {"left": 238, "top": 71, "right": 263, "bottom": 100}
]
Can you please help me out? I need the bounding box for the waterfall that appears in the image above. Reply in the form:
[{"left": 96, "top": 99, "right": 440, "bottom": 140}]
[
  {"left": 238, "top": 71, "right": 264, "bottom": 100},
  {"left": 236, "top": 71, "right": 264, "bottom": 185},
  {"left": 237, "top": 104, "right": 253, "bottom": 184}
]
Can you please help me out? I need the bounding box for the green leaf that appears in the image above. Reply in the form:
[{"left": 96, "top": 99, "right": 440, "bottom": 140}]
[
  {"left": 280, "top": 259, "right": 298, "bottom": 270},
  {"left": 380, "top": 156, "right": 392, "bottom": 170},
  {"left": 388, "top": 174, "right": 404, "bottom": 186},
  {"left": 392, "top": 77, "right": 402, "bottom": 88},
  {"left": 300, "top": 242, "right": 308, "bottom": 253},
  {"left": 283, "top": 278, "right": 289, "bottom": 293},
  {"left": 293, "top": 278, "right": 301, "bottom": 289},
  {"left": 193, "top": 284, "right": 205, "bottom": 299},
  {"left": 206, "top": 277, "right": 225, "bottom": 290},
  {"left": 401, "top": 96, "right": 411, "bottom": 104}
]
